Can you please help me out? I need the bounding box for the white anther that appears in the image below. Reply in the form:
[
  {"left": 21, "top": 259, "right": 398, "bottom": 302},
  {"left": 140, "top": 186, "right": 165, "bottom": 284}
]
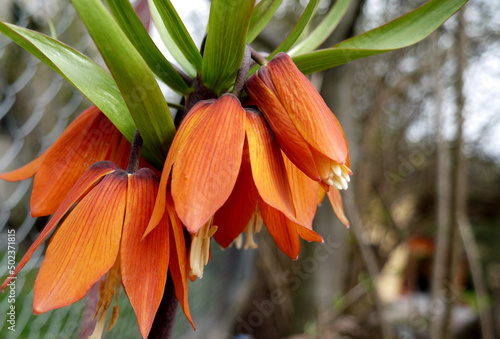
[{"left": 331, "top": 163, "right": 342, "bottom": 177}]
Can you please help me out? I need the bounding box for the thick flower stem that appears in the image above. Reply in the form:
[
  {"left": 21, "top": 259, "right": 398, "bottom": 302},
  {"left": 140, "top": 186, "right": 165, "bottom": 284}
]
[
  {"left": 232, "top": 45, "right": 251, "bottom": 99},
  {"left": 172, "top": 63, "right": 193, "bottom": 87},
  {"left": 181, "top": 74, "right": 217, "bottom": 123},
  {"left": 249, "top": 46, "right": 268, "bottom": 66},
  {"left": 148, "top": 273, "right": 178, "bottom": 339},
  {"left": 126, "top": 130, "right": 143, "bottom": 174}
]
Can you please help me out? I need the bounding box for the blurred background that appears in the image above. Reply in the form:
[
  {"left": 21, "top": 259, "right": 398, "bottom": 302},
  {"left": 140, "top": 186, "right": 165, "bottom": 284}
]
[{"left": 0, "top": 0, "right": 499, "bottom": 338}]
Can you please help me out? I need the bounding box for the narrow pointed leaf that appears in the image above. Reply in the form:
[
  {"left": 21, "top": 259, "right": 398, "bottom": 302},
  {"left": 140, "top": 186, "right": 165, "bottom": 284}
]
[
  {"left": 151, "top": 0, "right": 202, "bottom": 72},
  {"left": 107, "top": 0, "right": 192, "bottom": 95},
  {"left": 202, "top": 0, "right": 255, "bottom": 94},
  {"left": 289, "top": 0, "right": 351, "bottom": 56},
  {"left": 269, "top": 0, "right": 319, "bottom": 59},
  {"left": 72, "top": 0, "right": 176, "bottom": 166},
  {"left": 148, "top": 0, "right": 196, "bottom": 77},
  {"left": 0, "top": 22, "right": 136, "bottom": 148},
  {"left": 293, "top": 0, "right": 468, "bottom": 74},
  {"left": 247, "top": 0, "right": 283, "bottom": 43}
]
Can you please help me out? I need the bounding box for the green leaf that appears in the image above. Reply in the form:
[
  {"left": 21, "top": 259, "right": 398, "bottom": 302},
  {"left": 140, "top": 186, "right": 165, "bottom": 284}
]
[
  {"left": 293, "top": 0, "right": 468, "bottom": 74},
  {"left": 202, "top": 0, "right": 255, "bottom": 94},
  {"left": 269, "top": 0, "right": 319, "bottom": 59},
  {"left": 247, "top": 0, "right": 283, "bottom": 43},
  {"left": 151, "top": 0, "right": 202, "bottom": 72},
  {"left": 72, "top": 0, "right": 176, "bottom": 166},
  {"left": 0, "top": 22, "right": 136, "bottom": 150},
  {"left": 148, "top": 0, "right": 196, "bottom": 77},
  {"left": 289, "top": 0, "right": 351, "bottom": 56},
  {"left": 107, "top": 0, "right": 192, "bottom": 95}
]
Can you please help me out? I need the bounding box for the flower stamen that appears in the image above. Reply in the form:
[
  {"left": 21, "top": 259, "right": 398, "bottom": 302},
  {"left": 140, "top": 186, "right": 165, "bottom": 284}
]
[
  {"left": 231, "top": 206, "right": 263, "bottom": 250},
  {"left": 189, "top": 218, "right": 218, "bottom": 279},
  {"left": 325, "top": 162, "right": 351, "bottom": 190},
  {"left": 89, "top": 256, "right": 121, "bottom": 339}
]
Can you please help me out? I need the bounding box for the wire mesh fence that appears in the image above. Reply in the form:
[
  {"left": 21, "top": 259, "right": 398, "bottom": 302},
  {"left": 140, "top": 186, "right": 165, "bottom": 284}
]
[{"left": 0, "top": 1, "right": 101, "bottom": 337}]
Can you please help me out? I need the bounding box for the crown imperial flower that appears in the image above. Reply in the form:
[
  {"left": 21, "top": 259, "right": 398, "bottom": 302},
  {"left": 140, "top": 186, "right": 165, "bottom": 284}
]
[
  {"left": 245, "top": 52, "right": 352, "bottom": 190},
  {"left": 0, "top": 106, "right": 153, "bottom": 217},
  {"left": 2, "top": 161, "right": 193, "bottom": 338}
]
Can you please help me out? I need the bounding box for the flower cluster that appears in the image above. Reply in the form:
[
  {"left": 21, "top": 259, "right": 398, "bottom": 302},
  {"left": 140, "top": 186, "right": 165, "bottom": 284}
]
[
  {"left": 148, "top": 53, "right": 351, "bottom": 276},
  {"left": 1, "top": 53, "right": 350, "bottom": 338}
]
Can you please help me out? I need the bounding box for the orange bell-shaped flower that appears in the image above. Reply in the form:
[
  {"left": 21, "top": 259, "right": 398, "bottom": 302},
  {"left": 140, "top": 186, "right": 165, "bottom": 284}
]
[
  {"left": 0, "top": 106, "right": 152, "bottom": 217},
  {"left": 245, "top": 52, "right": 352, "bottom": 190},
  {"left": 1, "top": 162, "right": 192, "bottom": 338}
]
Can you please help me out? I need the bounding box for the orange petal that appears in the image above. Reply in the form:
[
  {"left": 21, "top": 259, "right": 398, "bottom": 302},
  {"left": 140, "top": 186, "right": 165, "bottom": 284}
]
[
  {"left": 245, "top": 109, "right": 298, "bottom": 223},
  {"left": 0, "top": 161, "right": 118, "bottom": 292},
  {"left": 327, "top": 188, "right": 349, "bottom": 227},
  {"left": 172, "top": 94, "right": 246, "bottom": 233},
  {"left": 146, "top": 100, "right": 214, "bottom": 237},
  {"left": 260, "top": 201, "right": 301, "bottom": 260},
  {"left": 121, "top": 169, "right": 169, "bottom": 339},
  {"left": 214, "top": 144, "right": 259, "bottom": 248},
  {"left": 0, "top": 152, "right": 47, "bottom": 181},
  {"left": 166, "top": 193, "right": 195, "bottom": 329},
  {"left": 313, "top": 147, "right": 337, "bottom": 180},
  {"left": 245, "top": 69, "right": 321, "bottom": 182},
  {"left": 33, "top": 170, "right": 128, "bottom": 313},
  {"left": 31, "top": 107, "right": 119, "bottom": 216},
  {"left": 297, "top": 225, "right": 324, "bottom": 243},
  {"left": 318, "top": 186, "right": 326, "bottom": 205},
  {"left": 283, "top": 153, "right": 318, "bottom": 229},
  {"left": 267, "top": 53, "right": 348, "bottom": 164}
]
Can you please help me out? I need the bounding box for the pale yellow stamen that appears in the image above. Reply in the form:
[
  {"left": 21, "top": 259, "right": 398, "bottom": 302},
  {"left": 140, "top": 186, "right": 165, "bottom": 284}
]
[
  {"left": 325, "top": 162, "right": 351, "bottom": 190},
  {"left": 234, "top": 233, "right": 243, "bottom": 249},
  {"left": 341, "top": 164, "right": 351, "bottom": 182},
  {"left": 189, "top": 218, "right": 217, "bottom": 279},
  {"left": 231, "top": 206, "right": 263, "bottom": 250},
  {"left": 89, "top": 256, "right": 121, "bottom": 339}
]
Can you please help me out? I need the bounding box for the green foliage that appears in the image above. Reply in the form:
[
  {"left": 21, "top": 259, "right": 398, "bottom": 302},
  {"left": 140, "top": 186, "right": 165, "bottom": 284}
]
[
  {"left": 107, "top": 0, "right": 192, "bottom": 95},
  {"left": 202, "top": 0, "right": 255, "bottom": 94},
  {"left": 247, "top": 0, "right": 284, "bottom": 43},
  {"left": 269, "top": 0, "right": 319, "bottom": 58},
  {"left": 293, "top": 0, "right": 468, "bottom": 74},
  {"left": 151, "top": 0, "right": 203, "bottom": 73},
  {"left": 0, "top": 22, "right": 137, "bottom": 150},
  {"left": 0, "top": 0, "right": 468, "bottom": 163},
  {"left": 72, "top": 0, "right": 176, "bottom": 167}
]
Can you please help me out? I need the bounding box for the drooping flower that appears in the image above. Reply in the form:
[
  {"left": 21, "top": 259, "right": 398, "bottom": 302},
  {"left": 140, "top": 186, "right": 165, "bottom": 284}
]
[
  {"left": 145, "top": 94, "right": 246, "bottom": 279},
  {"left": 245, "top": 52, "right": 352, "bottom": 190},
  {"left": 214, "top": 109, "right": 331, "bottom": 259},
  {"left": 0, "top": 106, "right": 153, "bottom": 217},
  {"left": 1, "top": 161, "right": 193, "bottom": 338},
  {"left": 146, "top": 95, "right": 323, "bottom": 268}
]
